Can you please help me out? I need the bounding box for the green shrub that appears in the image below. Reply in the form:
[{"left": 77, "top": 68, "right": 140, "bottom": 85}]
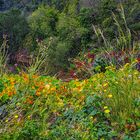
[
  {"left": 0, "top": 9, "right": 29, "bottom": 54},
  {"left": 29, "top": 5, "right": 58, "bottom": 39}
]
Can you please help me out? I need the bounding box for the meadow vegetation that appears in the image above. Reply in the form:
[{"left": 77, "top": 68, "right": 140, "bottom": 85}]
[{"left": 0, "top": 0, "right": 140, "bottom": 139}]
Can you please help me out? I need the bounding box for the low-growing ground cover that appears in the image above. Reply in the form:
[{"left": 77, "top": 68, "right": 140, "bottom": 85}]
[{"left": 0, "top": 61, "right": 140, "bottom": 140}]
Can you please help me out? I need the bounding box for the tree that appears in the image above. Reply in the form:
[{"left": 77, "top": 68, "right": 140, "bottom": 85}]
[
  {"left": 0, "top": 9, "right": 29, "bottom": 54},
  {"left": 29, "top": 5, "right": 58, "bottom": 39}
]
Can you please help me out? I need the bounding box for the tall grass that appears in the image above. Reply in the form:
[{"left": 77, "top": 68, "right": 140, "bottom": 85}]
[
  {"left": 27, "top": 40, "right": 49, "bottom": 75},
  {"left": 103, "top": 63, "right": 140, "bottom": 123},
  {"left": 92, "top": 4, "right": 140, "bottom": 127},
  {"left": 93, "top": 4, "right": 139, "bottom": 67},
  {"left": 0, "top": 35, "right": 9, "bottom": 76}
]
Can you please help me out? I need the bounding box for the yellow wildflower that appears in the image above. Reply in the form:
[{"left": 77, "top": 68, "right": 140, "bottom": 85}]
[
  {"left": 104, "top": 106, "right": 108, "bottom": 109},
  {"left": 104, "top": 89, "right": 107, "bottom": 92},
  {"left": 103, "top": 83, "right": 108, "bottom": 88},
  {"left": 124, "top": 63, "right": 130, "bottom": 68},
  {"left": 134, "top": 71, "right": 138, "bottom": 75},
  {"left": 45, "top": 84, "right": 50, "bottom": 89},
  {"left": 14, "top": 115, "right": 19, "bottom": 119},
  {"left": 104, "top": 109, "right": 110, "bottom": 114},
  {"left": 42, "top": 89, "right": 46, "bottom": 93},
  {"left": 90, "top": 116, "right": 93, "bottom": 120},
  {"left": 5, "top": 119, "right": 8, "bottom": 123},
  {"left": 108, "top": 94, "right": 113, "bottom": 98}
]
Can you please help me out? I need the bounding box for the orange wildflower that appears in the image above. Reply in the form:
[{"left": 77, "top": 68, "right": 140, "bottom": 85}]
[{"left": 36, "top": 91, "right": 41, "bottom": 96}]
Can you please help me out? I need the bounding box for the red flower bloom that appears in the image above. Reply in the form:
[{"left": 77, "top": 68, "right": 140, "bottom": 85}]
[
  {"left": 110, "top": 51, "right": 116, "bottom": 57},
  {"left": 137, "top": 57, "right": 140, "bottom": 62},
  {"left": 87, "top": 52, "right": 95, "bottom": 59},
  {"left": 75, "top": 61, "right": 84, "bottom": 68},
  {"left": 124, "top": 57, "right": 129, "bottom": 63}
]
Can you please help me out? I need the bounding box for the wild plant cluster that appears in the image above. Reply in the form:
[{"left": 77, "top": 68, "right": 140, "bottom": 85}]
[{"left": 0, "top": 0, "right": 140, "bottom": 140}]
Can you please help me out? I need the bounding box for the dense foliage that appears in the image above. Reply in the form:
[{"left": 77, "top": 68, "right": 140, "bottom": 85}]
[
  {"left": 0, "top": 0, "right": 140, "bottom": 139},
  {"left": 0, "top": 61, "right": 140, "bottom": 139},
  {"left": 0, "top": 9, "right": 29, "bottom": 55},
  {"left": 0, "top": 0, "right": 139, "bottom": 73}
]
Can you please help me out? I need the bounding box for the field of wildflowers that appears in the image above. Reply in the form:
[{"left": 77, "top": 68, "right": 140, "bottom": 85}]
[
  {"left": 0, "top": 1, "right": 140, "bottom": 139},
  {"left": 0, "top": 61, "right": 140, "bottom": 140}
]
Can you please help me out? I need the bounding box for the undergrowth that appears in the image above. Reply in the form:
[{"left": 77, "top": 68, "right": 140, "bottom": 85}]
[{"left": 0, "top": 61, "right": 140, "bottom": 140}]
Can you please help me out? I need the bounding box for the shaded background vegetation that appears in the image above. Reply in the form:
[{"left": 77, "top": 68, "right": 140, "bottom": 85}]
[{"left": 0, "top": 0, "right": 139, "bottom": 75}]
